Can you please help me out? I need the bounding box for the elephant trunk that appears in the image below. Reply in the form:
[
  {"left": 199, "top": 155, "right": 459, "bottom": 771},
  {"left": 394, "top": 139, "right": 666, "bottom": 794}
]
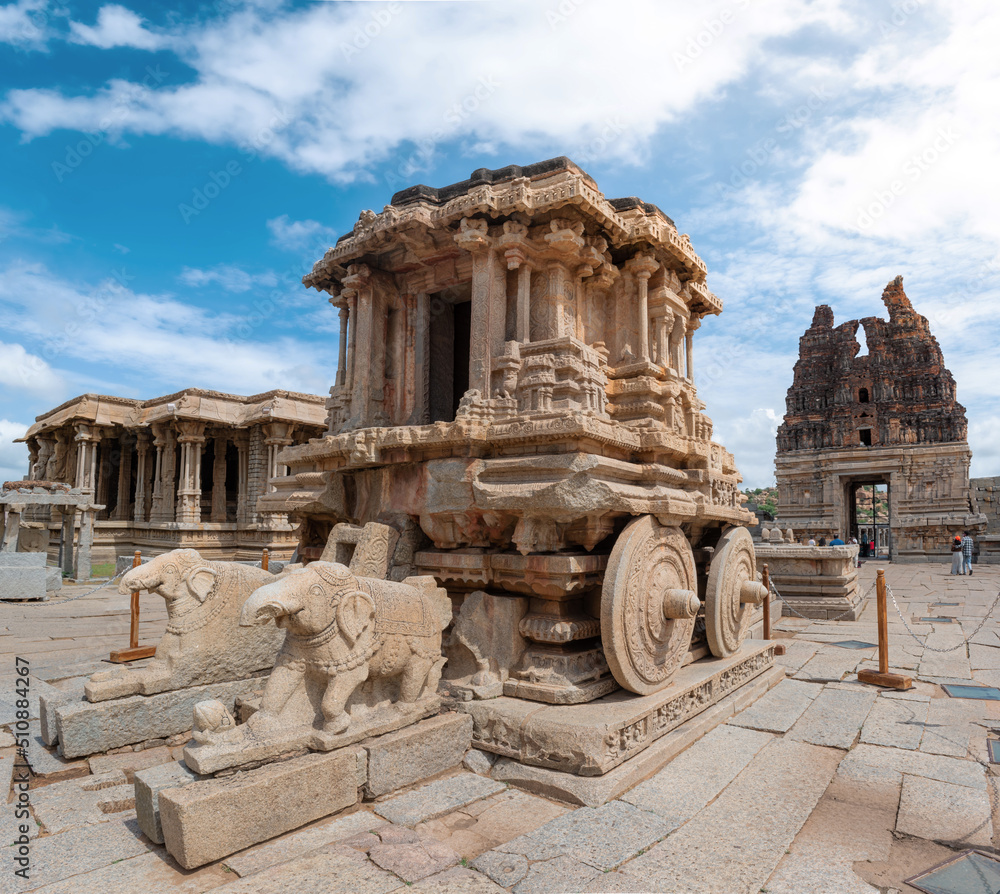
[
  {"left": 119, "top": 565, "right": 158, "bottom": 595},
  {"left": 240, "top": 580, "right": 300, "bottom": 627}
]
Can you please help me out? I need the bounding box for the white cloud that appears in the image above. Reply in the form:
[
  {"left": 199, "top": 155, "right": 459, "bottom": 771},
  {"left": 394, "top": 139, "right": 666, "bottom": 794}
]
[
  {"left": 0, "top": 0, "right": 848, "bottom": 181},
  {"left": 0, "top": 419, "right": 30, "bottom": 483},
  {"left": 0, "top": 259, "right": 335, "bottom": 399},
  {"left": 266, "top": 215, "right": 338, "bottom": 255},
  {"left": 0, "top": 340, "right": 66, "bottom": 399},
  {"left": 68, "top": 4, "right": 166, "bottom": 51},
  {"left": 0, "top": 0, "right": 51, "bottom": 50},
  {"left": 178, "top": 264, "right": 278, "bottom": 293}
]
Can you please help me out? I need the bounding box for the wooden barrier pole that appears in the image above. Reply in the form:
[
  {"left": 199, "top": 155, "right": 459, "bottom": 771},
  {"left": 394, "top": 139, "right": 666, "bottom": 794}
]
[
  {"left": 762, "top": 565, "right": 771, "bottom": 640},
  {"left": 858, "top": 568, "right": 911, "bottom": 690},
  {"left": 110, "top": 550, "right": 157, "bottom": 663},
  {"left": 262, "top": 548, "right": 269, "bottom": 572}
]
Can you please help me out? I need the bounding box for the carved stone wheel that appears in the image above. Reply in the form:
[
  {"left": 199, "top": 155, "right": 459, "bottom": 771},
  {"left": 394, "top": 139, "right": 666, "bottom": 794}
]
[
  {"left": 601, "top": 516, "right": 698, "bottom": 695},
  {"left": 705, "top": 525, "right": 760, "bottom": 658}
]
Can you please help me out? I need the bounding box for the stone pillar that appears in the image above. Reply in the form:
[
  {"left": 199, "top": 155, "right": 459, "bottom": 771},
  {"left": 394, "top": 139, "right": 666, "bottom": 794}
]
[
  {"left": 655, "top": 308, "right": 674, "bottom": 369},
  {"left": 74, "top": 505, "right": 96, "bottom": 581},
  {"left": 263, "top": 423, "right": 294, "bottom": 494},
  {"left": 211, "top": 436, "right": 228, "bottom": 522},
  {"left": 113, "top": 434, "right": 133, "bottom": 520},
  {"left": 74, "top": 423, "right": 99, "bottom": 493},
  {"left": 0, "top": 504, "right": 22, "bottom": 552},
  {"left": 133, "top": 432, "right": 151, "bottom": 523},
  {"left": 548, "top": 262, "right": 568, "bottom": 339},
  {"left": 59, "top": 506, "right": 76, "bottom": 575},
  {"left": 33, "top": 437, "right": 55, "bottom": 481},
  {"left": 343, "top": 265, "right": 372, "bottom": 426},
  {"left": 150, "top": 423, "right": 177, "bottom": 523},
  {"left": 234, "top": 433, "right": 250, "bottom": 525},
  {"left": 458, "top": 222, "right": 503, "bottom": 395},
  {"left": 175, "top": 421, "right": 206, "bottom": 524},
  {"left": 516, "top": 263, "right": 532, "bottom": 343},
  {"left": 627, "top": 255, "right": 659, "bottom": 363},
  {"left": 671, "top": 314, "right": 685, "bottom": 372},
  {"left": 686, "top": 316, "right": 701, "bottom": 381},
  {"left": 335, "top": 304, "right": 349, "bottom": 387}
]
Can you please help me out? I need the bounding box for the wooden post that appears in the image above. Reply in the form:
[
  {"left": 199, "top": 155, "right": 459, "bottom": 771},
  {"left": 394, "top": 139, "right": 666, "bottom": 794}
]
[
  {"left": 110, "top": 550, "right": 157, "bottom": 663},
  {"left": 858, "top": 568, "right": 912, "bottom": 690},
  {"left": 262, "top": 548, "right": 269, "bottom": 572},
  {"left": 761, "top": 565, "right": 786, "bottom": 656}
]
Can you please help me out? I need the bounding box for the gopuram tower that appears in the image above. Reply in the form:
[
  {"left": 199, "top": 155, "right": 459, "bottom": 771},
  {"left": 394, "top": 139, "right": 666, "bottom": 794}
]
[{"left": 774, "top": 276, "right": 985, "bottom": 561}]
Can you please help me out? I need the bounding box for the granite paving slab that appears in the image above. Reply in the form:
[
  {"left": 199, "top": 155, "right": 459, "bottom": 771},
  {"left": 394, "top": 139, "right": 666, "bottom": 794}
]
[
  {"left": 205, "top": 844, "right": 401, "bottom": 894},
  {"left": 25, "top": 850, "right": 232, "bottom": 894},
  {"left": 970, "top": 643, "right": 1000, "bottom": 670},
  {"left": 496, "top": 799, "right": 671, "bottom": 871},
  {"left": 618, "top": 738, "right": 842, "bottom": 894},
  {"left": 29, "top": 770, "right": 135, "bottom": 834},
  {"left": 859, "top": 692, "right": 929, "bottom": 750},
  {"left": 919, "top": 698, "right": 989, "bottom": 757},
  {"left": 224, "top": 809, "right": 388, "bottom": 877},
  {"left": 771, "top": 640, "right": 819, "bottom": 673},
  {"left": 407, "top": 867, "right": 509, "bottom": 894},
  {"left": 369, "top": 834, "right": 460, "bottom": 882},
  {"left": 837, "top": 743, "right": 987, "bottom": 789},
  {"left": 726, "top": 678, "right": 822, "bottom": 733},
  {"left": 87, "top": 745, "right": 176, "bottom": 780},
  {"left": 511, "top": 854, "right": 602, "bottom": 894},
  {"left": 0, "top": 677, "right": 64, "bottom": 725},
  {"left": 896, "top": 773, "right": 993, "bottom": 847},
  {"left": 373, "top": 774, "right": 505, "bottom": 826},
  {"left": 0, "top": 817, "right": 153, "bottom": 894},
  {"left": 787, "top": 686, "right": 877, "bottom": 749},
  {"left": 621, "top": 724, "right": 772, "bottom": 828},
  {"left": 22, "top": 720, "right": 88, "bottom": 779},
  {"left": 792, "top": 649, "right": 866, "bottom": 682},
  {"left": 472, "top": 850, "right": 528, "bottom": 888}
]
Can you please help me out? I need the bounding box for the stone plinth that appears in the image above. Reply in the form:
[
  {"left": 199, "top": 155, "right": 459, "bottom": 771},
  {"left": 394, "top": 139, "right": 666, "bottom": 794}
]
[
  {"left": 0, "top": 550, "right": 48, "bottom": 601},
  {"left": 461, "top": 640, "right": 776, "bottom": 778},
  {"left": 754, "top": 543, "right": 864, "bottom": 620}
]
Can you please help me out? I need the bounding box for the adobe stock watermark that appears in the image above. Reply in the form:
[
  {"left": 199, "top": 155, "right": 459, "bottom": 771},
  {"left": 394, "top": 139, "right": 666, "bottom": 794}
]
[
  {"left": 51, "top": 66, "right": 169, "bottom": 183},
  {"left": 570, "top": 117, "right": 627, "bottom": 166},
  {"left": 178, "top": 107, "right": 292, "bottom": 224},
  {"left": 340, "top": 3, "right": 403, "bottom": 59},
  {"left": 673, "top": 0, "right": 751, "bottom": 71},
  {"left": 384, "top": 75, "right": 500, "bottom": 189},
  {"left": 855, "top": 126, "right": 959, "bottom": 230}
]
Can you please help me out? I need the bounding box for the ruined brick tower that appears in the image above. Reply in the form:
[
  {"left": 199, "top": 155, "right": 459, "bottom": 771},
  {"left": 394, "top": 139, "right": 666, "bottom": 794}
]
[{"left": 774, "top": 276, "right": 985, "bottom": 561}]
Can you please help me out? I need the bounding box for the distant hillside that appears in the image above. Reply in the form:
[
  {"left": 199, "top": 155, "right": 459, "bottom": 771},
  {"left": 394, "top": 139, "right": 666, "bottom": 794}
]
[{"left": 743, "top": 486, "right": 778, "bottom": 518}]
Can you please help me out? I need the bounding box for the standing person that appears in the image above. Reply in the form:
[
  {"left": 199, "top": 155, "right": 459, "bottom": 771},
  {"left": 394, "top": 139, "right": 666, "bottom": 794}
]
[
  {"left": 951, "top": 535, "right": 963, "bottom": 575},
  {"left": 962, "top": 530, "right": 975, "bottom": 575}
]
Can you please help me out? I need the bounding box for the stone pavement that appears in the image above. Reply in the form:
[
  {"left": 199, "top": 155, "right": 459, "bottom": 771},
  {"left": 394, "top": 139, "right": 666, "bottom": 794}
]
[{"left": 3, "top": 563, "right": 1000, "bottom": 893}]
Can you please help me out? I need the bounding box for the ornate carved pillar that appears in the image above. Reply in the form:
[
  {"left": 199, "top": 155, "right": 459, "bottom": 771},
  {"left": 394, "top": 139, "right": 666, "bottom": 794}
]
[
  {"left": 234, "top": 433, "right": 250, "bottom": 525},
  {"left": 133, "top": 431, "right": 151, "bottom": 523},
  {"left": 113, "top": 433, "right": 133, "bottom": 520},
  {"left": 343, "top": 264, "right": 372, "bottom": 426},
  {"left": 455, "top": 218, "right": 501, "bottom": 395},
  {"left": 627, "top": 254, "right": 659, "bottom": 363},
  {"left": 516, "top": 262, "right": 532, "bottom": 343},
  {"left": 335, "top": 302, "right": 349, "bottom": 387},
  {"left": 686, "top": 316, "right": 701, "bottom": 381},
  {"left": 73, "top": 423, "right": 99, "bottom": 493},
  {"left": 655, "top": 308, "right": 674, "bottom": 369},
  {"left": 548, "top": 262, "right": 568, "bottom": 339},
  {"left": 211, "top": 435, "right": 228, "bottom": 522},
  {"left": 175, "top": 421, "right": 206, "bottom": 524},
  {"left": 263, "top": 422, "right": 294, "bottom": 493}
]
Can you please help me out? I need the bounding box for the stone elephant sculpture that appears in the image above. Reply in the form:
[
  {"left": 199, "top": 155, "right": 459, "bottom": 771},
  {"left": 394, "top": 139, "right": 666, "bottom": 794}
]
[
  {"left": 84, "top": 549, "right": 283, "bottom": 702},
  {"left": 240, "top": 561, "right": 451, "bottom": 735}
]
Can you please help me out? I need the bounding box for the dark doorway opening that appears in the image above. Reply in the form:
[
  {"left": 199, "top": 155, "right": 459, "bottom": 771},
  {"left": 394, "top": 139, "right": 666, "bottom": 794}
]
[
  {"left": 859, "top": 428, "right": 872, "bottom": 447},
  {"left": 849, "top": 480, "right": 891, "bottom": 558},
  {"left": 428, "top": 284, "right": 472, "bottom": 423}
]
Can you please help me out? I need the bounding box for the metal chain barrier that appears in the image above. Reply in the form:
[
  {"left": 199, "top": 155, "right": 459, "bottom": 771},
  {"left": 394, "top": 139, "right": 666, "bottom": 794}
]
[
  {"left": 16, "top": 567, "right": 130, "bottom": 607},
  {"left": 768, "top": 578, "right": 877, "bottom": 624},
  {"left": 886, "top": 582, "right": 1000, "bottom": 654}
]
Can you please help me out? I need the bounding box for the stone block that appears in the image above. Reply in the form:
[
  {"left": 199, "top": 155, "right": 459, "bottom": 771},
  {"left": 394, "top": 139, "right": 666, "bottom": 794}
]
[
  {"left": 134, "top": 759, "right": 200, "bottom": 844},
  {"left": 30, "top": 770, "right": 135, "bottom": 835},
  {"left": 53, "top": 676, "right": 267, "bottom": 758},
  {"left": 728, "top": 678, "right": 823, "bottom": 733},
  {"left": 0, "top": 551, "right": 46, "bottom": 567},
  {"left": 364, "top": 712, "right": 473, "bottom": 799},
  {"left": 45, "top": 567, "right": 62, "bottom": 592},
  {"left": 160, "top": 747, "right": 364, "bottom": 869},
  {"left": 374, "top": 773, "right": 507, "bottom": 826},
  {"left": 897, "top": 774, "right": 993, "bottom": 846},
  {"left": 88, "top": 744, "right": 176, "bottom": 781},
  {"left": 0, "top": 566, "right": 48, "bottom": 600}
]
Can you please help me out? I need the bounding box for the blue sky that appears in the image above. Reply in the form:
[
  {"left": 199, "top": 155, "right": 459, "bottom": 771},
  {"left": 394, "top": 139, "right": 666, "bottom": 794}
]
[{"left": 0, "top": 0, "right": 997, "bottom": 488}]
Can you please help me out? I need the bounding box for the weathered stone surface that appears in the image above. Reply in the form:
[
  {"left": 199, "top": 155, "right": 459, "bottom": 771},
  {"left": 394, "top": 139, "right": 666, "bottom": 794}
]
[
  {"left": 620, "top": 739, "right": 841, "bottom": 893},
  {"left": 369, "top": 833, "right": 460, "bottom": 882},
  {"left": 497, "top": 800, "right": 671, "bottom": 871},
  {"left": 417, "top": 789, "right": 567, "bottom": 860},
  {"left": 88, "top": 744, "right": 175, "bottom": 780},
  {"left": 472, "top": 850, "right": 529, "bottom": 888},
  {"left": 462, "top": 748, "right": 495, "bottom": 776},
  {"left": 859, "top": 692, "right": 928, "bottom": 750},
  {"left": 364, "top": 712, "right": 472, "bottom": 799},
  {"left": 786, "top": 685, "right": 877, "bottom": 749},
  {"left": 464, "top": 641, "right": 776, "bottom": 776},
  {"left": 133, "top": 759, "right": 200, "bottom": 844},
  {"left": 159, "top": 747, "right": 363, "bottom": 869},
  {"left": 408, "top": 868, "right": 509, "bottom": 894},
  {"left": 448, "top": 589, "right": 529, "bottom": 698},
  {"left": 0, "top": 565, "right": 47, "bottom": 600},
  {"left": 622, "top": 724, "right": 772, "bottom": 827},
  {"left": 223, "top": 809, "right": 387, "bottom": 877},
  {"left": 23, "top": 720, "right": 89, "bottom": 780},
  {"left": 3, "top": 818, "right": 152, "bottom": 893},
  {"left": 727, "top": 677, "right": 822, "bottom": 733},
  {"left": 204, "top": 844, "right": 400, "bottom": 894},
  {"left": 512, "top": 855, "right": 603, "bottom": 894},
  {"left": 896, "top": 773, "right": 993, "bottom": 846},
  {"left": 54, "top": 675, "right": 266, "bottom": 758},
  {"left": 24, "top": 850, "right": 232, "bottom": 894},
  {"left": 30, "top": 770, "right": 135, "bottom": 835},
  {"left": 374, "top": 773, "right": 506, "bottom": 826},
  {"left": 186, "top": 563, "right": 451, "bottom": 774},
  {"left": 837, "top": 742, "right": 986, "bottom": 790}
]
